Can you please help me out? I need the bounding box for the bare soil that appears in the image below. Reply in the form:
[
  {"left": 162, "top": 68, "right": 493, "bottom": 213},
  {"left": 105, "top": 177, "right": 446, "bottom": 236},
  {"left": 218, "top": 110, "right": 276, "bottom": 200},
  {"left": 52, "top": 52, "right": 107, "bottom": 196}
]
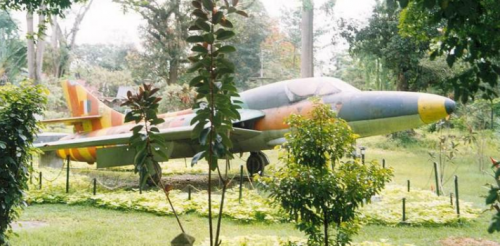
[
  {"left": 439, "top": 237, "right": 500, "bottom": 246},
  {"left": 162, "top": 174, "right": 253, "bottom": 191},
  {"left": 12, "top": 221, "right": 48, "bottom": 231}
]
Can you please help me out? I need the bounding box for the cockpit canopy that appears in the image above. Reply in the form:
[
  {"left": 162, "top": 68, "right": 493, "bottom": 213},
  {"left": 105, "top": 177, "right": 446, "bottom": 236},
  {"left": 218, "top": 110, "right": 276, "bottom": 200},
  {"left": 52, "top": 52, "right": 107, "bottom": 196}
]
[
  {"left": 284, "top": 77, "right": 360, "bottom": 103},
  {"left": 240, "top": 77, "right": 360, "bottom": 110}
]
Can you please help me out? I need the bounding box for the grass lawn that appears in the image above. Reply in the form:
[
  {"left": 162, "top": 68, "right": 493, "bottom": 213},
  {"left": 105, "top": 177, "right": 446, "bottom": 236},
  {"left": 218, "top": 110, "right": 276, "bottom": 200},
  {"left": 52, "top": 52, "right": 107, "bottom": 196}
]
[
  {"left": 11, "top": 204, "right": 301, "bottom": 246},
  {"left": 10, "top": 129, "right": 500, "bottom": 245}
]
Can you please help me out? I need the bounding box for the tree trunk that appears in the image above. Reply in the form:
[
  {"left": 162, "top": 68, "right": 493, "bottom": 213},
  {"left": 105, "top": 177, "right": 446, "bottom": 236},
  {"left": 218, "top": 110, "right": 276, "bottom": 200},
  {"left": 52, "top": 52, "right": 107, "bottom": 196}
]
[
  {"left": 26, "top": 12, "right": 36, "bottom": 82},
  {"left": 51, "top": 16, "right": 60, "bottom": 77},
  {"left": 300, "top": 1, "right": 314, "bottom": 78},
  {"left": 35, "top": 5, "right": 47, "bottom": 82},
  {"left": 168, "top": 59, "right": 179, "bottom": 85},
  {"left": 41, "top": 0, "right": 93, "bottom": 78},
  {"left": 396, "top": 72, "right": 409, "bottom": 91},
  {"left": 68, "top": 0, "right": 94, "bottom": 50}
]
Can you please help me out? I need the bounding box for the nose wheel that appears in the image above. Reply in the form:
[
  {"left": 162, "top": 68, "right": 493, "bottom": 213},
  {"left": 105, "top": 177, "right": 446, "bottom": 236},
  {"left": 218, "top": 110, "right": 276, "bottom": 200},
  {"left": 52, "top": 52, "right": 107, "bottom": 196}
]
[{"left": 246, "top": 151, "right": 269, "bottom": 176}]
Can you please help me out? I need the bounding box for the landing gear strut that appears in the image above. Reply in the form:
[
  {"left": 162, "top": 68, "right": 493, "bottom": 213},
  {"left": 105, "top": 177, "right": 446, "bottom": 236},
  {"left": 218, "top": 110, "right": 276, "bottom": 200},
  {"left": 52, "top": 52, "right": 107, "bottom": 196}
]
[{"left": 246, "top": 151, "right": 269, "bottom": 176}]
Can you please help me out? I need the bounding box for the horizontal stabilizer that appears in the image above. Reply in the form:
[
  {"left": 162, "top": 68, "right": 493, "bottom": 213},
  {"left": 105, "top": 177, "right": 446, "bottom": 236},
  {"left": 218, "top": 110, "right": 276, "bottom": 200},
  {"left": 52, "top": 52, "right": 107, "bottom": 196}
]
[{"left": 41, "top": 115, "right": 102, "bottom": 125}]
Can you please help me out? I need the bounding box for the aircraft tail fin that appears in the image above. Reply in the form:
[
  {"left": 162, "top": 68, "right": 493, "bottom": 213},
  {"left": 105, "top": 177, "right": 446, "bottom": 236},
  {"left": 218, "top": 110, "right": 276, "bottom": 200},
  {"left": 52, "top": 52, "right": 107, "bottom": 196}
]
[{"left": 60, "top": 80, "right": 125, "bottom": 132}]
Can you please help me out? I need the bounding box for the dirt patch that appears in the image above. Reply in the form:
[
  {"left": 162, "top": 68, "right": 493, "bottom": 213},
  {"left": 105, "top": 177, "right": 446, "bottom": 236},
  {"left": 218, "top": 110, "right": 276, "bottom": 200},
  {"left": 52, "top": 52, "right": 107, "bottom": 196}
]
[
  {"left": 439, "top": 237, "right": 500, "bottom": 246},
  {"left": 162, "top": 174, "right": 253, "bottom": 191},
  {"left": 11, "top": 221, "right": 48, "bottom": 231}
]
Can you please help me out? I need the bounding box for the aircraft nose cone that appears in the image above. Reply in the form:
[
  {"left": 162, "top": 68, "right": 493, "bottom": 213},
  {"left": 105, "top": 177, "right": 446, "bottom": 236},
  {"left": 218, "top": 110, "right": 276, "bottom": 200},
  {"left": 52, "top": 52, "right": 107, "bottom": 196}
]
[
  {"left": 445, "top": 98, "right": 456, "bottom": 115},
  {"left": 418, "top": 95, "right": 455, "bottom": 124}
]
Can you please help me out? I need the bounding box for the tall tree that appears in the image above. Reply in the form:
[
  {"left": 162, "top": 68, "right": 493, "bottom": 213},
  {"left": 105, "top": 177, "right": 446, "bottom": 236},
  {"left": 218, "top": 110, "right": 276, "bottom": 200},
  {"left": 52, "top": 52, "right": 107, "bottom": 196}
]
[
  {"left": 25, "top": 5, "right": 47, "bottom": 83},
  {"left": 341, "top": 1, "right": 446, "bottom": 92},
  {"left": 1, "top": 0, "right": 82, "bottom": 83},
  {"left": 229, "top": 0, "right": 271, "bottom": 89},
  {"left": 117, "top": 0, "right": 190, "bottom": 85},
  {"left": 398, "top": 0, "right": 500, "bottom": 102},
  {"left": 47, "top": 0, "right": 94, "bottom": 77}
]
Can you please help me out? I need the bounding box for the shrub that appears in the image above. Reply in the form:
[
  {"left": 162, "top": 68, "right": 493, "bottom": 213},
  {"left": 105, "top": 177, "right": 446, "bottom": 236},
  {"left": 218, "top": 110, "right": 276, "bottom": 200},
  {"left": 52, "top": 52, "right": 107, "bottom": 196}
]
[
  {"left": 0, "top": 82, "right": 47, "bottom": 244},
  {"left": 261, "top": 100, "right": 393, "bottom": 246}
]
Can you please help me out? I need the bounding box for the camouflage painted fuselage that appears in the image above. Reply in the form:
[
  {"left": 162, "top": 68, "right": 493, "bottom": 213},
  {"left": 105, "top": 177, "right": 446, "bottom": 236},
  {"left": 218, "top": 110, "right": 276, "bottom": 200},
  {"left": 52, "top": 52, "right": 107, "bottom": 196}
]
[{"left": 52, "top": 78, "right": 455, "bottom": 166}]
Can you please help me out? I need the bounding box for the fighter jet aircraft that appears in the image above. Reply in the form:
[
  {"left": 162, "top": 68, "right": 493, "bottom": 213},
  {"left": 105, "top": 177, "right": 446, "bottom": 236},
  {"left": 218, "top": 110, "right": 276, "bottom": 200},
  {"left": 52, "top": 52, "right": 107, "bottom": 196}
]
[{"left": 35, "top": 77, "right": 455, "bottom": 174}]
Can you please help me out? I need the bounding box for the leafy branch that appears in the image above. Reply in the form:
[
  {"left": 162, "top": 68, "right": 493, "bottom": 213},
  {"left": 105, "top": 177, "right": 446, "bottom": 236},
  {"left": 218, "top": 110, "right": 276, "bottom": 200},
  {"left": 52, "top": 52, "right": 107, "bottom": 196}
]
[
  {"left": 486, "top": 158, "right": 500, "bottom": 233},
  {"left": 121, "top": 84, "right": 186, "bottom": 235},
  {"left": 187, "top": 0, "right": 247, "bottom": 245}
]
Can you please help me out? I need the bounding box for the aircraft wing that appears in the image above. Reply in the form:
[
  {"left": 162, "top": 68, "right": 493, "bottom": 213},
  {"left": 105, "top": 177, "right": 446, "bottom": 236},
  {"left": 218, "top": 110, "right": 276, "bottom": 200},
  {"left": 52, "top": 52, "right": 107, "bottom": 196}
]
[
  {"left": 35, "top": 108, "right": 265, "bottom": 152},
  {"left": 35, "top": 126, "right": 262, "bottom": 152}
]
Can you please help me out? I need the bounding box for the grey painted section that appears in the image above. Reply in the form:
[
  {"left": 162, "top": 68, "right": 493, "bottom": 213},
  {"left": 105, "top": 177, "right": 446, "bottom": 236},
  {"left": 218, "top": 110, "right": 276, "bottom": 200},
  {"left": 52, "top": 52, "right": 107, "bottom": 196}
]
[
  {"left": 34, "top": 133, "right": 68, "bottom": 144},
  {"left": 36, "top": 133, "right": 68, "bottom": 168},
  {"left": 324, "top": 91, "right": 421, "bottom": 122},
  {"left": 39, "top": 151, "right": 64, "bottom": 168},
  {"left": 240, "top": 77, "right": 360, "bottom": 110}
]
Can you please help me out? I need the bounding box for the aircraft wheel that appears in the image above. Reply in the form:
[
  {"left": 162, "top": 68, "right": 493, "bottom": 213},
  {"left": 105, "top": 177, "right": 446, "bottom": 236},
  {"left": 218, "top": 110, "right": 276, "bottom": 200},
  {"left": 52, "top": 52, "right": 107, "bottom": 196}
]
[
  {"left": 246, "top": 152, "right": 265, "bottom": 176},
  {"left": 255, "top": 151, "right": 270, "bottom": 166}
]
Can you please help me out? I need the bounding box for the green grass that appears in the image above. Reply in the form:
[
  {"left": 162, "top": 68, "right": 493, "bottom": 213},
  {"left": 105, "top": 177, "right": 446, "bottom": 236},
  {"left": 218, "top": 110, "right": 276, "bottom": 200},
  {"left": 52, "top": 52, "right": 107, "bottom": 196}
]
[
  {"left": 11, "top": 128, "right": 500, "bottom": 245},
  {"left": 10, "top": 204, "right": 301, "bottom": 246},
  {"left": 356, "top": 215, "right": 498, "bottom": 246}
]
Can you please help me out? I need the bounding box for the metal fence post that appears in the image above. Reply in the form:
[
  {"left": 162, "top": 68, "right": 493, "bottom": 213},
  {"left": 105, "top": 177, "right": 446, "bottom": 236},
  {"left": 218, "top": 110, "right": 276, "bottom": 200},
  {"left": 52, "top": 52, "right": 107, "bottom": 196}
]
[
  {"left": 402, "top": 198, "right": 406, "bottom": 222},
  {"left": 455, "top": 175, "right": 460, "bottom": 217},
  {"left": 239, "top": 165, "right": 243, "bottom": 203},
  {"left": 434, "top": 162, "right": 440, "bottom": 196},
  {"left": 30, "top": 161, "right": 33, "bottom": 184},
  {"left": 188, "top": 186, "right": 192, "bottom": 200},
  {"left": 66, "top": 156, "right": 70, "bottom": 193}
]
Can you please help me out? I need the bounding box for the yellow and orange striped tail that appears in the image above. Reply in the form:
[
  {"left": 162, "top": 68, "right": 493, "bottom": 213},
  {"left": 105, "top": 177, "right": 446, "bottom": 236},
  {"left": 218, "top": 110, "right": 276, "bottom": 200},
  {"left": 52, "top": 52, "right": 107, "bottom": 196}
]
[{"left": 61, "top": 80, "right": 124, "bottom": 133}]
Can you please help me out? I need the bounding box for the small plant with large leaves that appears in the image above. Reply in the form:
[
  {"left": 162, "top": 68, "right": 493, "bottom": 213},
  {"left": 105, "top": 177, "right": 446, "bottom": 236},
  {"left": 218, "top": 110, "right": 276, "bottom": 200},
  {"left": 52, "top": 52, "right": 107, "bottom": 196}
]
[
  {"left": 121, "top": 84, "right": 167, "bottom": 187},
  {"left": 0, "top": 82, "right": 47, "bottom": 245},
  {"left": 186, "top": 0, "right": 247, "bottom": 245},
  {"left": 121, "top": 84, "right": 187, "bottom": 237},
  {"left": 260, "top": 100, "right": 393, "bottom": 246},
  {"left": 486, "top": 157, "right": 500, "bottom": 233}
]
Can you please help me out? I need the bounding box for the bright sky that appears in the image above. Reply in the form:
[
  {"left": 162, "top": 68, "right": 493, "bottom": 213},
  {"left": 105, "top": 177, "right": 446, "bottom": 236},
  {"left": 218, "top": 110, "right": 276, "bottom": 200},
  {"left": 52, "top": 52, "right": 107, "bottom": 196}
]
[
  {"left": 10, "top": 0, "right": 376, "bottom": 74},
  {"left": 11, "top": 0, "right": 375, "bottom": 45}
]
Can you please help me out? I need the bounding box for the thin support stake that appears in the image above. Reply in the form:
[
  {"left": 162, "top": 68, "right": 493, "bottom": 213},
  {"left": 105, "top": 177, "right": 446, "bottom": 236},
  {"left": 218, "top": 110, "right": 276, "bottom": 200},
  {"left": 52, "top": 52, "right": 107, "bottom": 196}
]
[
  {"left": 93, "top": 178, "right": 97, "bottom": 195},
  {"left": 455, "top": 175, "right": 460, "bottom": 217},
  {"left": 407, "top": 180, "right": 410, "bottom": 192},
  {"left": 239, "top": 165, "right": 243, "bottom": 204},
  {"left": 188, "top": 186, "right": 192, "bottom": 200},
  {"left": 139, "top": 174, "right": 143, "bottom": 194},
  {"left": 30, "top": 161, "right": 33, "bottom": 184},
  {"left": 39, "top": 172, "right": 42, "bottom": 190},
  {"left": 382, "top": 159, "right": 386, "bottom": 169},
  {"left": 402, "top": 198, "right": 406, "bottom": 222},
  {"left": 433, "top": 162, "right": 440, "bottom": 196},
  {"left": 66, "top": 155, "right": 70, "bottom": 193},
  {"left": 450, "top": 193, "right": 453, "bottom": 206}
]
